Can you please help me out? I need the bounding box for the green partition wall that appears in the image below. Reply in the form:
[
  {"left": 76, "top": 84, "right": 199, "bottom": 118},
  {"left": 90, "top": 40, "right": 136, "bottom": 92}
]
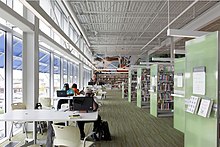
[
  {"left": 128, "top": 70, "right": 131, "bottom": 102},
  {"left": 173, "top": 58, "right": 185, "bottom": 133},
  {"left": 150, "top": 64, "right": 158, "bottom": 117},
  {"left": 185, "top": 32, "right": 219, "bottom": 147},
  {"left": 137, "top": 68, "right": 142, "bottom": 108}
]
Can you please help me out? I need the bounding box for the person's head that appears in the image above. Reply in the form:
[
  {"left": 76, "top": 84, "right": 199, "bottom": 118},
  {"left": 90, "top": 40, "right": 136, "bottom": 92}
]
[
  {"left": 63, "top": 83, "right": 69, "bottom": 90},
  {"left": 85, "top": 88, "right": 94, "bottom": 97},
  {"left": 72, "top": 83, "right": 77, "bottom": 89}
]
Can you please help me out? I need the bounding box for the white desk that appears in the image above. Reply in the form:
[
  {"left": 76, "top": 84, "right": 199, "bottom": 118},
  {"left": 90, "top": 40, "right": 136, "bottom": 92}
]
[{"left": 0, "top": 110, "right": 98, "bottom": 146}]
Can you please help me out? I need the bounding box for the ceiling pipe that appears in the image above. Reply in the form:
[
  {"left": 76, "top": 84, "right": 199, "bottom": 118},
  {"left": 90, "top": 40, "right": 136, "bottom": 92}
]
[{"left": 140, "top": 0, "right": 199, "bottom": 55}]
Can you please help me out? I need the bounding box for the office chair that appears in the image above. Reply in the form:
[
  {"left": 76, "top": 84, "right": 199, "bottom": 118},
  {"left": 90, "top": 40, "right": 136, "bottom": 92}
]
[
  {"left": 9, "top": 103, "right": 28, "bottom": 141},
  {"left": 52, "top": 124, "right": 95, "bottom": 147}
]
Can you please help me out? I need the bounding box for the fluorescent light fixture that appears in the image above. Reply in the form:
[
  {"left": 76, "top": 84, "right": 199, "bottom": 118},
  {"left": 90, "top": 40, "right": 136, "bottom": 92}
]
[
  {"left": 167, "top": 29, "right": 208, "bottom": 38},
  {"left": 152, "top": 57, "right": 174, "bottom": 62}
]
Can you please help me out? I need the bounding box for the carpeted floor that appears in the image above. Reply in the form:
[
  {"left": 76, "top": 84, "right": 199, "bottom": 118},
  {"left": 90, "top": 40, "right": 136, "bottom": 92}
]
[{"left": 0, "top": 89, "right": 184, "bottom": 147}]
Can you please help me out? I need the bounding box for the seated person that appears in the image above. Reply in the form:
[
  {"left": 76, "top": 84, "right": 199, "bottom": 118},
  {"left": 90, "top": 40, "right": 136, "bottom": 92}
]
[
  {"left": 57, "top": 83, "right": 74, "bottom": 110},
  {"left": 71, "top": 83, "right": 80, "bottom": 96},
  {"left": 77, "top": 88, "right": 101, "bottom": 140}
]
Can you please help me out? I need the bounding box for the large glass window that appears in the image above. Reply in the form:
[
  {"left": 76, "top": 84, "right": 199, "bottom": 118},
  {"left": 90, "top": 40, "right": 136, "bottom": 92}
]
[
  {"left": 39, "top": 49, "right": 50, "bottom": 98},
  {"left": 13, "top": 36, "right": 22, "bottom": 103},
  {"left": 13, "top": 0, "right": 23, "bottom": 16},
  {"left": 0, "top": 30, "right": 5, "bottom": 139},
  {"left": 54, "top": 55, "right": 61, "bottom": 97},
  {"left": 63, "top": 15, "right": 69, "bottom": 36},
  {"left": 63, "top": 59, "right": 68, "bottom": 84},
  {"left": 54, "top": 3, "right": 62, "bottom": 26},
  {"left": 69, "top": 63, "right": 73, "bottom": 85},
  {"left": 74, "top": 64, "right": 79, "bottom": 84}
]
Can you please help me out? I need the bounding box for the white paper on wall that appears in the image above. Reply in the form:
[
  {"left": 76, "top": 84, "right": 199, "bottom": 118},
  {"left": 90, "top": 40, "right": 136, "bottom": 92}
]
[
  {"left": 186, "top": 96, "right": 201, "bottom": 114},
  {"left": 193, "top": 71, "right": 205, "bottom": 95},
  {"left": 177, "top": 75, "right": 183, "bottom": 88},
  {"left": 197, "top": 99, "right": 213, "bottom": 118}
]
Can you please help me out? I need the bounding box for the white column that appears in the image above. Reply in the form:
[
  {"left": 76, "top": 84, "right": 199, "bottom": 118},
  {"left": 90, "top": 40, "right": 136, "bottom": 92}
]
[
  {"left": 23, "top": 9, "right": 39, "bottom": 109},
  {"left": 60, "top": 58, "right": 64, "bottom": 87},
  {"left": 5, "top": 31, "right": 13, "bottom": 136},
  {"left": 50, "top": 52, "right": 54, "bottom": 98}
]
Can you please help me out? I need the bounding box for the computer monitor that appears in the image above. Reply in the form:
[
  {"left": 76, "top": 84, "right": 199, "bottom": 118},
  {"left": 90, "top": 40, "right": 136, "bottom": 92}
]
[
  {"left": 57, "top": 90, "right": 67, "bottom": 97},
  {"left": 88, "top": 81, "right": 95, "bottom": 85},
  {"left": 72, "top": 96, "right": 93, "bottom": 111}
]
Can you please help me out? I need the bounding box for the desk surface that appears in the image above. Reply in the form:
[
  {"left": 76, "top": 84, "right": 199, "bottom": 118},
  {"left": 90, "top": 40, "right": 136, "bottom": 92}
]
[{"left": 0, "top": 110, "right": 98, "bottom": 122}]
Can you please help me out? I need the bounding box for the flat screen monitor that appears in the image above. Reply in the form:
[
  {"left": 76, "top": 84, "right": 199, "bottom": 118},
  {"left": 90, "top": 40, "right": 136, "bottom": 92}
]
[
  {"left": 88, "top": 81, "right": 95, "bottom": 85},
  {"left": 57, "top": 90, "right": 67, "bottom": 97},
  {"left": 73, "top": 97, "right": 93, "bottom": 111}
]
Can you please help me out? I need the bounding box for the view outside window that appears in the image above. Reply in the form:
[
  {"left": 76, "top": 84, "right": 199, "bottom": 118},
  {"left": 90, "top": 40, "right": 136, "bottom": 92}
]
[
  {"left": 74, "top": 64, "right": 79, "bottom": 84},
  {"left": 39, "top": 49, "right": 50, "bottom": 98},
  {"left": 0, "top": 30, "right": 5, "bottom": 139},
  {"left": 69, "top": 63, "right": 73, "bottom": 85},
  {"left": 13, "top": 0, "right": 23, "bottom": 16},
  {"left": 63, "top": 59, "right": 68, "bottom": 84},
  {"left": 54, "top": 55, "right": 61, "bottom": 97},
  {"left": 12, "top": 36, "right": 23, "bottom": 103}
]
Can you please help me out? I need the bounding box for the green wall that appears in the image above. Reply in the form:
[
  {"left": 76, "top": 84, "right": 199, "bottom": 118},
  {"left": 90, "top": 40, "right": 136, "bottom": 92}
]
[
  {"left": 185, "top": 32, "right": 219, "bottom": 147},
  {"left": 128, "top": 70, "right": 131, "bottom": 102},
  {"left": 150, "top": 64, "right": 158, "bottom": 117},
  {"left": 137, "top": 68, "right": 142, "bottom": 108},
  {"left": 173, "top": 58, "right": 185, "bottom": 133}
]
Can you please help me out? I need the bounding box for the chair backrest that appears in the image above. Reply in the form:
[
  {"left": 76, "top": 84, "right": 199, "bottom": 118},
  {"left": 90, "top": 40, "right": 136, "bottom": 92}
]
[
  {"left": 52, "top": 124, "right": 80, "bottom": 146},
  {"left": 39, "top": 97, "right": 51, "bottom": 108},
  {"left": 11, "top": 103, "right": 26, "bottom": 110}
]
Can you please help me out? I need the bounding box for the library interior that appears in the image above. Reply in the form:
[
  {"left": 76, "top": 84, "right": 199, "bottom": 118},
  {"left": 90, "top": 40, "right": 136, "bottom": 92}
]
[{"left": 0, "top": 0, "right": 220, "bottom": 147}]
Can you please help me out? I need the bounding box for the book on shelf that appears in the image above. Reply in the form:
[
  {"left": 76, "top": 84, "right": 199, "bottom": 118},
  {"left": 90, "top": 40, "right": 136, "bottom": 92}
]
[
  {"left": 197, "top": 98, "right": 213, "bottom": 118},
  {"left": 186, "top": 96, "right": 201, "bottom": 114}
]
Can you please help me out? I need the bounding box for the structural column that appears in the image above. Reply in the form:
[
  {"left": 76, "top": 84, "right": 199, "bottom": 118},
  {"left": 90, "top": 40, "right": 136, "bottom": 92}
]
[{"left": 23, "top": 8, "right": 39, "bottom": 109}]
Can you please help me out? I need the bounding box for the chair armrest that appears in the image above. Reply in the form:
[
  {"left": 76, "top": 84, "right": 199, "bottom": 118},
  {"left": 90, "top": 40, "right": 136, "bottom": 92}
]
[{"left": 83, "top": 131, "right": 95, "bottom": 147}]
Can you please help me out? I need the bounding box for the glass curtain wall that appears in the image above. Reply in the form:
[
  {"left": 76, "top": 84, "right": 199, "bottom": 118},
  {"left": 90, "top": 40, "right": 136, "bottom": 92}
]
[
  {"left": 54, "top": 55, "right": 61, "bottom": 97},
  {"left": 39, "top": 49, "right": 50, "bottom": 98},
  {"left": 12, "top": 36, "right": 22, "bottom": 103},
  {"left": 0, "top": 30, "right": 5, "bottom": 139},
  {"left": 63, "top": 59, "right": 68, "bottom": 84}
]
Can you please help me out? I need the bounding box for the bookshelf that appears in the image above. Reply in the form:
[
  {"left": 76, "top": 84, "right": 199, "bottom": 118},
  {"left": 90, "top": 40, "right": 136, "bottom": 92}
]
[
  {"left": 137, "top": 67, "right": 150, "bottom": 108},
  {"left": 96, "top": 73, "right": 128, "bottom": 88},
  {"left": 131, "top": 69, "right": 137, "bottom": 103},
  {"left": 122, "top": 82, "right": 128, "bottom": 99},
  {"left": 150, "top": 64, "right": 174, "bottom": 117}
]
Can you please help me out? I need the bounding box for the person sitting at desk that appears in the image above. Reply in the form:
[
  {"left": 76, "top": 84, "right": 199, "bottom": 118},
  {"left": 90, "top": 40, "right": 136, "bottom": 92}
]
[
  {"left": 71, "top": 83, "right": 80, "bottom": 96},
  {"left": 57, "top": 83, "right": 74, "bottom": 110},
  {"left": 77, "top": 88, "right": 101, "bottom": 141}
]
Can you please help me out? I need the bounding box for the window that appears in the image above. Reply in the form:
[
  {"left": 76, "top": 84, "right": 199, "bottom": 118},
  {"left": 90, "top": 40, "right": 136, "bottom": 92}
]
[
  {"left": 63, "top": 15, "right": 69, "bottom": 36},
  {"left": 63, "top": 59, "right": 68, "bottom": 84},
  {"left": 39, "top": 21, "right": 50, "bottom": 37},
  {"left": 54, "top": 3, "right": 62, "bottom": 26},
  {"left": 0, "top": 30, "right": 5, "bottom": 139},
  {"left": 39, "top": 49, "right": 50, "bottom": 98},
  {"left": 40, "top": 0, "right": 51, "bottom": 15},
  {"left": 13, "top": 36, "right": 22, "bottom": 103},
  {"left": 69, "top": 63, "right": 73, "bottom": 85},
  {"left": 13, "top": 0, "right": 23, "bottom": 16},
  {"left": 54, "top": 55, "right": 61, "bottom": 97},
  {"left": 74, "top": 64, "right": 79, "bottom": 84}
]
